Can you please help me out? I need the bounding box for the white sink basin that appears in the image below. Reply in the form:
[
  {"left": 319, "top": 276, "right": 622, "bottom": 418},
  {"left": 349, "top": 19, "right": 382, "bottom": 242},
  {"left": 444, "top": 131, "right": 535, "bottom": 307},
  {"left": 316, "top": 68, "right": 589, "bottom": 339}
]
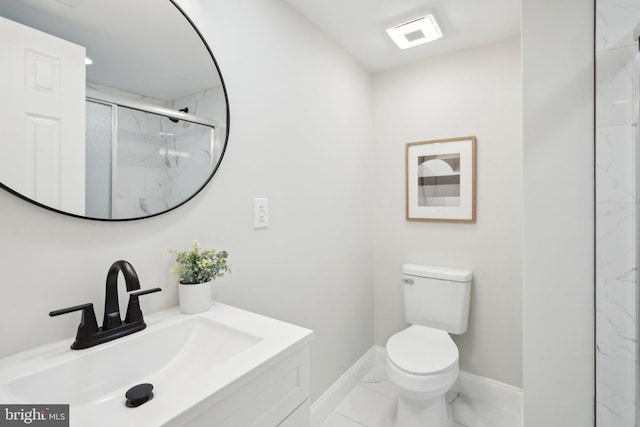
[
  {"left": 0, "top": 302, "right": 313, "bottom": 426},
  {"left": 7, "top": 316, "right": 260, "bottom": 405}
]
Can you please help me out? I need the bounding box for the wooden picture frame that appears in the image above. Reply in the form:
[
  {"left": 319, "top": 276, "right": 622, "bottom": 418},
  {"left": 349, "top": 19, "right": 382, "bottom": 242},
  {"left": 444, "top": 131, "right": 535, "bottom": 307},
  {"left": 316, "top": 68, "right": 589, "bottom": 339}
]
[{"left": 406, "top": 136, "right": 476, "bottom": 222}]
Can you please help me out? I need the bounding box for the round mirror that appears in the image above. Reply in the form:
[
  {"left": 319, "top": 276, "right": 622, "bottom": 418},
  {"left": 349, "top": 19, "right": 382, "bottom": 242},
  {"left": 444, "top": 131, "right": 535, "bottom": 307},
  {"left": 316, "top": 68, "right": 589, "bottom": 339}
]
[{"left": 0, "top": 0, "right": 229, "bottom": 220}]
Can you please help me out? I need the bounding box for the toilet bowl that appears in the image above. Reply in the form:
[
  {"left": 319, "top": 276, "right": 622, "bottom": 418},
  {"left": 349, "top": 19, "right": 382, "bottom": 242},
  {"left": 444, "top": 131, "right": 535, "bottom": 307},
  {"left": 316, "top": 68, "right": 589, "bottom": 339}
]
[
  {"left": 385, "top": 325, "right": 459, "bottom": 427},
  {"left": 387, "top": 264, "right": 472, "bottom": 427}
]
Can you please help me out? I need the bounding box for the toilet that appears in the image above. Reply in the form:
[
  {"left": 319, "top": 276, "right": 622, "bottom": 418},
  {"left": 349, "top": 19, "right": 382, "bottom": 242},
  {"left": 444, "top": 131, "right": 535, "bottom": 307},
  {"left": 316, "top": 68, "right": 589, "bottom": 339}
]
[{"left": 385, "top": 264, "right": 472, "bottom": 427}]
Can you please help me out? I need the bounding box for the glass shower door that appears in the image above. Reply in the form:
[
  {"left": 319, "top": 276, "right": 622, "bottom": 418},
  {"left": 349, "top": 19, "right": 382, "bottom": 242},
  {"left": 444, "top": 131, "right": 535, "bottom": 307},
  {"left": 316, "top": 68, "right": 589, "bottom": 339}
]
[{"left": 84, "top": 100, "right": 217, "bottom": 219}]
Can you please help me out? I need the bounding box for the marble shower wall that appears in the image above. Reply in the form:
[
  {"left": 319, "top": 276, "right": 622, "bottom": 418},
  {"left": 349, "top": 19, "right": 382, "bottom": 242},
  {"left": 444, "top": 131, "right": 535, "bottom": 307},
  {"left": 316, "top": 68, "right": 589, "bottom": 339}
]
[
  {"left": 168, "top": 85, "right": 228, "bottom": 149},
  {"left": 595, "top": 1, "right": 640, "bottom": 426},
  {"left": 113, "top": 87, "right": 225, "bottom": 218},
  {"left": 85, "top": 82, "right": 226, "bottom": 218},
  {"left": 114, "top": 107, "right": 215, "bottom": 218}
]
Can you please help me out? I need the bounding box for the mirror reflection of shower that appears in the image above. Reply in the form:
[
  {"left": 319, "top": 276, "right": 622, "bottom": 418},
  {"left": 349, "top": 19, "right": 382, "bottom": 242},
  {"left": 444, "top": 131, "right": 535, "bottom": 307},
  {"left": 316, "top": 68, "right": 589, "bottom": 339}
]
[{"left": 85, "top": 94, "right": 219, "bottom": 219}]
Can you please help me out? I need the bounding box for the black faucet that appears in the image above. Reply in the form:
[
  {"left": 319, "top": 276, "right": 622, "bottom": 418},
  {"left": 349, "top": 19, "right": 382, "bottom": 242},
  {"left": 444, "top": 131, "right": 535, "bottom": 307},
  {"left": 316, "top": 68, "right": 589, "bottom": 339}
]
[
  {"left": 103, "top": 260, "right": 140, "bottom": 331},
  {"left": 50, "top": 260, "right": 161, "bottom": 350}
]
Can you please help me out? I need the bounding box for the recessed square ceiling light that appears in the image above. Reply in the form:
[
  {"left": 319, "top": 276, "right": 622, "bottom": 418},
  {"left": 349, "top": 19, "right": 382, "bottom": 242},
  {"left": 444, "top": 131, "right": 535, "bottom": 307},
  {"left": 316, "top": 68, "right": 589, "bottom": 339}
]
[{"left": 386, "top": 14, "right": 443, "bottom": 50}]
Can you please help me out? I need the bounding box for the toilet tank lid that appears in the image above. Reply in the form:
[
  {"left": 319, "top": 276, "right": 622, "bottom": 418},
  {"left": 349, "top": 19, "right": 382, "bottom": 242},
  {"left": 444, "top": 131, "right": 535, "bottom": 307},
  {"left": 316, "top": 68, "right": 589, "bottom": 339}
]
[{"left": 402, "top": 264, "right": 472, "bottom": 282}]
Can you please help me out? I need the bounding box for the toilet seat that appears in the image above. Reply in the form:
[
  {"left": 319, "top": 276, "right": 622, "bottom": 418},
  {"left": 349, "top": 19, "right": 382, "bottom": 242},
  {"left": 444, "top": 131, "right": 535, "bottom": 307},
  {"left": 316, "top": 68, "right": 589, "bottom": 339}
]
[{"left": 386, "top": 325, "right": 458, "bottom": 375}]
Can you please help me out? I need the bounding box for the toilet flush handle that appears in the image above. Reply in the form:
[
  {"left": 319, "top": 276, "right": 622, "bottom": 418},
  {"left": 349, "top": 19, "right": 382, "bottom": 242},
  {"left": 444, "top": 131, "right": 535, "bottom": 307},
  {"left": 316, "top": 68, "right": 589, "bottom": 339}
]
[{"left": 402, "top": 278, "right": 414, "bottom": 285}]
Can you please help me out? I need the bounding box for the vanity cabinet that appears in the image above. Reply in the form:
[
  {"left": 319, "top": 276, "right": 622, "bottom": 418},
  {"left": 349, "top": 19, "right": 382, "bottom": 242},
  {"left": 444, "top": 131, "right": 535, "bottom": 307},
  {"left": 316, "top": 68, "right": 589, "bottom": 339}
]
[
  {"left": 172, "top": 345, "right": 311, "bottom": 427},
  {"left": 0, "top": 303, "right": 313, "bottom": 427}
]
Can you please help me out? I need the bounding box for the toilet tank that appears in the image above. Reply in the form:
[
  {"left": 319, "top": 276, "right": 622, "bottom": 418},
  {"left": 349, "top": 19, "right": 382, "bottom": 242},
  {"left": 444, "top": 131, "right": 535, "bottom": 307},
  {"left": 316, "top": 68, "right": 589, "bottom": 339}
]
[{"left": 402, "top": 264, "right": 472, "bottom": 334}]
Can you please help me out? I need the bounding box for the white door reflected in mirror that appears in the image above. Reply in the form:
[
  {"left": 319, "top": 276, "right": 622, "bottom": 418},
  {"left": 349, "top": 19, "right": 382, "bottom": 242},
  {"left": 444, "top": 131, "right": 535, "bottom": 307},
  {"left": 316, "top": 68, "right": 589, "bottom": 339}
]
[{"left": 0, "top": 16, "right": 86, "bottom": 214}]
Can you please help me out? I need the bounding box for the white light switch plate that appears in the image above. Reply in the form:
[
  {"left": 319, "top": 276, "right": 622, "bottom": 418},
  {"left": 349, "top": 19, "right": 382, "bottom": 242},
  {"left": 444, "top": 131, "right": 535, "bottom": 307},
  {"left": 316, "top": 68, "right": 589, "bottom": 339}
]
[{"left": 254, "top": 198, "right": 268, "bottom": 228}]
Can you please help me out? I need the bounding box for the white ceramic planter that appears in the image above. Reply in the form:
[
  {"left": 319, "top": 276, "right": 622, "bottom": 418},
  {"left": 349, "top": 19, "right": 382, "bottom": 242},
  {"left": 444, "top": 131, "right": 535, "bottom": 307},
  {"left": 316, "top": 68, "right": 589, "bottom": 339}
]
[{"left": 178, "top": 280, "right": 212, "bottom": 314}]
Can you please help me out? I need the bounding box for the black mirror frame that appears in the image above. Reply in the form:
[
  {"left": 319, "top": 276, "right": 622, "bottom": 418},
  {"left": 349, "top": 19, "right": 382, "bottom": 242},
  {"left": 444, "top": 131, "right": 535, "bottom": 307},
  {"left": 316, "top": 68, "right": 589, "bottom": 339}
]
[{"left": 0, "top": 0, "right": 230, "bottom": 222}]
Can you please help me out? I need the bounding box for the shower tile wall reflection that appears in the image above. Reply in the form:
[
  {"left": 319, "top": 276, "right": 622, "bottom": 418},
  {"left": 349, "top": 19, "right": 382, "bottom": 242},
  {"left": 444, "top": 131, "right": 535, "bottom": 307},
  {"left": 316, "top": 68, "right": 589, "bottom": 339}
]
[
  {"left": 114, "top": 106, "right": 215, "bottom": 218},
  {"left": 595, "top": 1, "right": 640, "bottom": 426},
  {"left": 84, "top": 82, "right": 226, "bottom": 219},
  {"left": 168, "top": 85, "right": 228, "bottom": 147}
]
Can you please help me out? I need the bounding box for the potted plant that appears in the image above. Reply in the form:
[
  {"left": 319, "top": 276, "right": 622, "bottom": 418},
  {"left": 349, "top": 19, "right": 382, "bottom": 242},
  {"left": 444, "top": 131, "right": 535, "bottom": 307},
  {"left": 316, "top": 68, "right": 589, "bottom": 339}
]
[{"left": 169, "top": 240, "right": 231, "bottom": 314}]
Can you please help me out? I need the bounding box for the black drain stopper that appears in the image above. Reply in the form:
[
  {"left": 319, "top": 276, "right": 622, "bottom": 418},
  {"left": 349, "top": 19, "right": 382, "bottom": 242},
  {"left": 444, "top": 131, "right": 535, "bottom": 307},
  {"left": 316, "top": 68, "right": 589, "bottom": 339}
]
[{"left": 125, "top": 383, "right": 154, "bottom": 408}]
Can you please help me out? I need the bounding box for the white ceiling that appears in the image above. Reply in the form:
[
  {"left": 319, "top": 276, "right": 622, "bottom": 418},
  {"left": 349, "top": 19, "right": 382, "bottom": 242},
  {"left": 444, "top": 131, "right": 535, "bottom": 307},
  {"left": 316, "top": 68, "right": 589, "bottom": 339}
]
[
  {"left": 282, "top": 0, "right": 521, "bottom": 73},
  {"left": 0, "top": 0, "right": 520, "bottom": 96}
]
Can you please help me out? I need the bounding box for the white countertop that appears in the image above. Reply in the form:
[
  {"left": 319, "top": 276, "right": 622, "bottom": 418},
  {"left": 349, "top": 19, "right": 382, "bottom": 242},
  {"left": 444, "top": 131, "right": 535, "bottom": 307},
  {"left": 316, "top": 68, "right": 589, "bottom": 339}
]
[{"left": 0, "top": 302, "right": 314, "bottom": 427}]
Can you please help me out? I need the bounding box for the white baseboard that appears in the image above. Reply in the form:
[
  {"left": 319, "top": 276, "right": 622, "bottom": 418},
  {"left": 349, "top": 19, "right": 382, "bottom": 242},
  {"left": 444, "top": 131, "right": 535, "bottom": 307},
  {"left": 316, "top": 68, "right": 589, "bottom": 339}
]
[
  {"left": 311, "top": 345, "right": 522, "bottom": 427},
  {"left": 451, "top": 369, "right": 522, "bottom": 420},
  {"left": 310, "top": 347, "right": 379, "bottom": 427}
]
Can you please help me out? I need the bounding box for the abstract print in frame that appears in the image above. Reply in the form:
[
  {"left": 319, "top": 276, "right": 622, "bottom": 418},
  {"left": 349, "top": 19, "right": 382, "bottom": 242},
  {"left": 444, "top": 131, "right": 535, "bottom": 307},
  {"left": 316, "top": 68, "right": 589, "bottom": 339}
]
[{"left": 406, "top": 136, "right": 476, "bottom": 222}]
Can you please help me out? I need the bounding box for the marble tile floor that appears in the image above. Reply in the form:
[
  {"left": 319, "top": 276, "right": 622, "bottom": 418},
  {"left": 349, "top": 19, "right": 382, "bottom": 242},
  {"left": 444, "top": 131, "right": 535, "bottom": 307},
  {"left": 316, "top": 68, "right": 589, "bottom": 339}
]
[{"left": 320, "top": 365, "right": 518, "bottom": 427}]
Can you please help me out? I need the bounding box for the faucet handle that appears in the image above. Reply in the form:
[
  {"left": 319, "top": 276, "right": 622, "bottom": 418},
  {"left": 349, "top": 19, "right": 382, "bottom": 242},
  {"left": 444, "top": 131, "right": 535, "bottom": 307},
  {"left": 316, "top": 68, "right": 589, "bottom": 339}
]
[
  {"left": 125, "top": 287, "right": 162, "bottom": 324},
  {"left": 49, "top": 303, "right": 99, "bottom": 350}
]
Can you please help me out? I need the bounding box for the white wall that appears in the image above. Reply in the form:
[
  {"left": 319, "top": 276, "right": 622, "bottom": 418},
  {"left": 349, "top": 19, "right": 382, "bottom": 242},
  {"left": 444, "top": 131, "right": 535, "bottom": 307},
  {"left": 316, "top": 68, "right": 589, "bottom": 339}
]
[
  {"left": 521, "top": 0, "right": 595, "bottom": 425},
  {"left": 372, "top": 37, "right": 523, "bottom": 388},
  {"left": 0, "top": 1, "right": 599, "bottom": 420},
  {"left": 0, "top": 0, "right": 374, "bottom": 401}
]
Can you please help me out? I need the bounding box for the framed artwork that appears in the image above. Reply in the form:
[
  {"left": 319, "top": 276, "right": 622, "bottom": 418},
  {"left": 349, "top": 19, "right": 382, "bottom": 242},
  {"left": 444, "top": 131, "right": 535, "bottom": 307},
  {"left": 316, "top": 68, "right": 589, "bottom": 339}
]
[{"left": 405, "top": 136, "right": 476, "bottom": 222}]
